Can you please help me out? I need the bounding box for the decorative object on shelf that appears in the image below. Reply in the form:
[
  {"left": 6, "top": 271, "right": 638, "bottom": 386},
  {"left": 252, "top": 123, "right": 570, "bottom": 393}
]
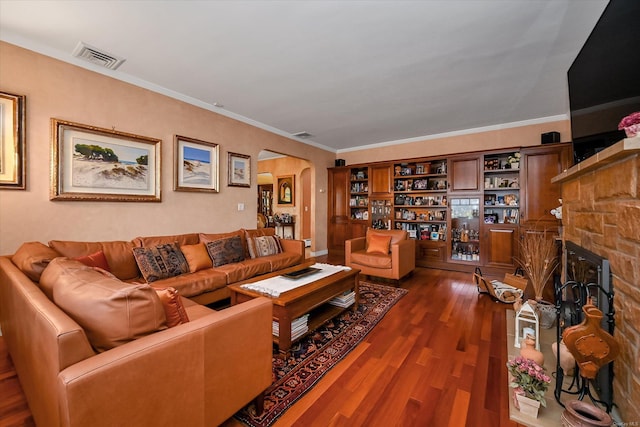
[
  {"left": 0, "top": 91, "right": 26, "bottom": 189},
  {"left": 550, "top": 198, "right": 563, "bottom": 220},
  {"left": 618, "top": 111, "right": 640, "bottom": 138},
  {"left": 516, "top": 229, "right": 558, "bottom": 326},
  {"left": 562, "top": 303, "right": 620, "bottom": 381},
  {"left": 514, "top": 301, "right": 540, "bottom": 349},
  {"left": 520, "top": 335, "right": 544, "bottom": 366},
  {"left": 507, "top": 355, "right": 551, "bottom": 414},
  {"left": 552, "top": 340, "right": 575, "bottom": 376},
  {"left": 507, "top": 152, "right": 521, "bottom": 169},
  {"left": 560, "top": 400, "right": 613, "bottom": 427}
]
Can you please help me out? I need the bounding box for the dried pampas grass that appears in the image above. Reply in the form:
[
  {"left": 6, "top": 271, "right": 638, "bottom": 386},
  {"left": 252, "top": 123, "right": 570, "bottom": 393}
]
[{"left": 517, "top": 230, "right": 559, "bottom": 300}]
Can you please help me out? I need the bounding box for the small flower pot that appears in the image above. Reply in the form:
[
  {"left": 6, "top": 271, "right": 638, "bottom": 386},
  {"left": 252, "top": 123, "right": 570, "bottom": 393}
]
[{"left": 516, "top": 393, "right": 541, "bottom": 418}]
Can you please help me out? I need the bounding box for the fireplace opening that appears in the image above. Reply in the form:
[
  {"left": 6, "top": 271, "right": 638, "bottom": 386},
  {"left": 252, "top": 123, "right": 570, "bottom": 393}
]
[{"left": 555, "top": 241, "right": 614, "bottom": 411}]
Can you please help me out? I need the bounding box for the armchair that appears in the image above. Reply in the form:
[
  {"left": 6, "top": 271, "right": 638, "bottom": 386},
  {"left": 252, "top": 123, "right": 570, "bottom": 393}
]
[{"left": 345, "top": 228, "right": 415, "bottom": 282}]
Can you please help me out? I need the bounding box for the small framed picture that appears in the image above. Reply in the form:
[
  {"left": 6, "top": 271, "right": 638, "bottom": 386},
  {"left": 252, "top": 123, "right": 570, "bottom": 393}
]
[
  {"left": 277, "top": 175, "right": 295, "bottom": 205},
  {"left": 227, "top": 152, "right": 251, "bottom": 187},
  {"left": 175, "top": 135, "right": 219, "bottom": 192}
]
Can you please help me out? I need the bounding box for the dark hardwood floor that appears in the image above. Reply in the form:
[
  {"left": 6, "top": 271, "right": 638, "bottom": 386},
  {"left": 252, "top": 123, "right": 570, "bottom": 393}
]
[{"left": 0, "top": 255, "right": 524, "bottom": 427}]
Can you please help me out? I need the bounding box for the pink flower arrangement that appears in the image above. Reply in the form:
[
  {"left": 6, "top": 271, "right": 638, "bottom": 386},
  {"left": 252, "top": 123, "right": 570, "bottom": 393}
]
[
  {"left": 618, "top": 111, "right": 640, "bottom": 138},
  {"left": 506, "top": 356, "right": 552, "bottom": 406}
]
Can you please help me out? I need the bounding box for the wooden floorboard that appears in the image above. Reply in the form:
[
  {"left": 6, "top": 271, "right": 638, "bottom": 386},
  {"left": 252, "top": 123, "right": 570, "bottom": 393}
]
[{"left": 0, "top": 256, "right": 526, "bottom": 427}]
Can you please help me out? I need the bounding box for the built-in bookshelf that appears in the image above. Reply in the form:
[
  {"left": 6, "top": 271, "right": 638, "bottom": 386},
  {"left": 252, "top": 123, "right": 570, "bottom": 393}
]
[
  {"left": 392, "top": 160, "right": 448, "bottom": 241},
  {"left": 483, "top": 151, "right": 520, "bottom": 224},
  {"left": 349, "top": 167, "right": 369, "bottom": 220}
]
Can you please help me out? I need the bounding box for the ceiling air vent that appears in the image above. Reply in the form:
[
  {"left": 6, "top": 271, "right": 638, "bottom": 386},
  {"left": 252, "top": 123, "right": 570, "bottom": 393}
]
[
  {"left": 292, "top": 131, "right": 313, "bottom": 139},
  {"left": 72, "top": 42, "right": 126, "bottom": 70}
]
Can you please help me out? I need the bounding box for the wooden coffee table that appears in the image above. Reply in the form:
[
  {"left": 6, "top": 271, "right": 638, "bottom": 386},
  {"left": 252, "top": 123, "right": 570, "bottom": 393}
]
[{"left": 229, "top": 262, "right": 360, "bottom": 353}]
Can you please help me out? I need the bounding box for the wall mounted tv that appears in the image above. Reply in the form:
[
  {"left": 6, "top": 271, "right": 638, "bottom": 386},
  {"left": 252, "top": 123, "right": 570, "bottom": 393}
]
[{"left": 568, "top": 0, "right": 640, "bottom": 164}]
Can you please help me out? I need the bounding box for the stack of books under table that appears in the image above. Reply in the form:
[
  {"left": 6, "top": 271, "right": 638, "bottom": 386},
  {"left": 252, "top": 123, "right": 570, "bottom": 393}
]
[
  {"left": 273, "top": 314, "right": 309, "bottom": 341},
  {"left": 328, "top": 291, "right": 356, "bottom": 308}
]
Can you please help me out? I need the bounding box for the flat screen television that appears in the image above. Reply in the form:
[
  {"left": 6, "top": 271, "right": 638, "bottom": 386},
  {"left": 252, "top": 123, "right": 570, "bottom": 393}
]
[{"left": 568, "top": 0, "right": 640, "bottom": 163}]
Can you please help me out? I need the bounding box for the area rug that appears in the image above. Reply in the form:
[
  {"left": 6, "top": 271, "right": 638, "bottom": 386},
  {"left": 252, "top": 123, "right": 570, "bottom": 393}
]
[{"left": 234, "top": 282, "right": 408, "bottom": 427}]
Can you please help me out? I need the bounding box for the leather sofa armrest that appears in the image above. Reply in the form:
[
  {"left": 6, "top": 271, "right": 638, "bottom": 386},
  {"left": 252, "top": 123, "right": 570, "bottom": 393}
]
[
  {"left": 391, "top": 239, "right": 416, "bottom": 277},
  {"left": 280, "top": 238, "right": 305, "bottom": 258},
  {"left": 345, "top": 237, "right": 366, "bottom": 267},
  {"left": 57, "top": 297, "right": 273, "bottom": 427}
]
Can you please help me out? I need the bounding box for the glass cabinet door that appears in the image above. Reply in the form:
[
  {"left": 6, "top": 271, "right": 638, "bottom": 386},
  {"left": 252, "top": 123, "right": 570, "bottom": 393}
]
[{"left": 450, "top": 197, "right": 481, "bottom": 262}]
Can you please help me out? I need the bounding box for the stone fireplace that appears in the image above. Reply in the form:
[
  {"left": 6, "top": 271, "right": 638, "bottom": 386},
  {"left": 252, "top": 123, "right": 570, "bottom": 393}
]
[{"left": 552, "top": 136, "right": 640, "bottom": 422}]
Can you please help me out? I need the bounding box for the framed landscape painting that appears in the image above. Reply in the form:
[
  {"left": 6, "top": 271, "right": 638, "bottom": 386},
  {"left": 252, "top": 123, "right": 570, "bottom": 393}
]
[
  {"left": 175, "top": 135, "right": 219, "bottom": 192},
  {"left": 228, "top": 152, "right": 251, "bottom": 187},
  {"left": 0, "top": 91, "right": 26, "bottom": 189},
  {"left": 50, "top": 119, "right": 161, "bottom": 201}
]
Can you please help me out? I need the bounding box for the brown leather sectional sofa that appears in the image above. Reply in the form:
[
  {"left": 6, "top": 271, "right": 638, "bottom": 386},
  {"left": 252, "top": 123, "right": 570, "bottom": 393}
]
[{"left": 0, "top": 228, "right": 305, "bottom": 427}]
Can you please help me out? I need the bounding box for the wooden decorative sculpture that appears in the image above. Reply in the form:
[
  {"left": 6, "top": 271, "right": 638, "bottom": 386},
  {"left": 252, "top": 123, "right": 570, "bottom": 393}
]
[{"left": 562, "top": 304, "right": 620, "bottom": 380}]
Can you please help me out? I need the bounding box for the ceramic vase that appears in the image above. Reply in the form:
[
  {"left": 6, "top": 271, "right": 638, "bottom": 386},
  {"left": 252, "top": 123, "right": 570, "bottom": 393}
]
[
  {"left": 520, "top": 336, "right": 544, "bottom": 366},
  {"left": 515, "top": 393, "right": 540, "bottom": 418},
  {"left": 552, "top": 340, "right": 576, "bottom": 376},
  {"left": 561, "top": 400, "right": 613, "bottom": 427}
]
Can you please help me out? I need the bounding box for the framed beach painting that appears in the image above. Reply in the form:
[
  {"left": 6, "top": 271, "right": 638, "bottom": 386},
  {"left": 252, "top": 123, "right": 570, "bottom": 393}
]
[
  {"left": 277, "top": 175, "right": 295, "bottom": 206},
  {"left": 227, "top": 152, "right": 250, "bottom": 187},
  {"left": 0, "top": 91, "right": 26, "bottom": 189},
  {"left": 174, "top": 135, "right": 219, "bottom": 192},
  {"left": 50, "top": 119, "right": 161, "bottom": 201}
]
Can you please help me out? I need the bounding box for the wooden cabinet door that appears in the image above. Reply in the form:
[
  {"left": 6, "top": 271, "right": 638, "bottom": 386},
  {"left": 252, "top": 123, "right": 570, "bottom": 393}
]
[
  {"left": 328, "top": 168, "right": 350, "bottom": 251},
  {"left": 483, "top": 226, "right": 519, "bottom": 269},
  {"left": 520, "top": 144, "right": 571, "bottom": 228},
  {"left": 450, "top": 155, "right": 481, "bottom": 192},
  {"left": 369, "top": 164, "right": 392, "bottom": 194}
]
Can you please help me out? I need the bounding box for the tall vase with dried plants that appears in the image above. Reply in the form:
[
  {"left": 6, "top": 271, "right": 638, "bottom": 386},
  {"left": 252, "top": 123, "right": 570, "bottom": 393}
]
[{"left": 517, "top": 229, "right": 559, "bottom": 328}]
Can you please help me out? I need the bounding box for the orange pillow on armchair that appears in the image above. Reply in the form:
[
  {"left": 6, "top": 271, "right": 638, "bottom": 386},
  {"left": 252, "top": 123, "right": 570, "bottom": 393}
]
[{"left": 366, "top": 234, "right": 392, "bottom": 255}]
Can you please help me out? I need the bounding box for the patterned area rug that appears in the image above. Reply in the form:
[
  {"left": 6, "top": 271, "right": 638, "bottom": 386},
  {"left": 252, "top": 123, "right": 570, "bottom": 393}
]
[{"left": 234, "top": 282, "right": 408, "bottom": 427}]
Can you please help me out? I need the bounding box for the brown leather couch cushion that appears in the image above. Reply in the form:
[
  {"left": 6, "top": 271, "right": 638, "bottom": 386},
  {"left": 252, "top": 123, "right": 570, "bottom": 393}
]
[
  {"left": 149, "top": 268, "right": 228, "bottom": 298},
  {"left": 155, "top": 287, "right": 190, "bottom": 327},
  {"left": 366, "top": 234, "right": 392, "bottom": 254},
  {"left": 350, "top": 250, "right": 393, "bottom": 269},
  {"left": 180, "top": 243, "right": 212, "bottom": 272},
  {"left": 49, "top": 240, "right": 139, "bottom": 281},
  {"left": 73, "top": 250, "right": 111, "bottom": 271},
  {"left": 11, "top": 241, "right": 60, "bottom": 282},
  {"left": 43, "top": 258, "right": 167, "bottom": 352},
  {"left": 132, "top": 233, "right": 200, "bottom": 248},
  {"left": 366, "top": 228, "right": 407, "bottom": 246}
]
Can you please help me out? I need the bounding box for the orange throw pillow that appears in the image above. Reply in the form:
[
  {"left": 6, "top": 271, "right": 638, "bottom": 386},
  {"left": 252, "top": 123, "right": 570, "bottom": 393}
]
[
  {"left": 73, "top": 250, "right": 111, "bottom": 272},
  {"left": 155, "top": 287, "right": 190, "bottom": 328},
  {"left": 366, "top": 234, "right": 392, "bottom": 255},
  {"left": 180, "top": 243, "right": 213, "bottom": 272}
]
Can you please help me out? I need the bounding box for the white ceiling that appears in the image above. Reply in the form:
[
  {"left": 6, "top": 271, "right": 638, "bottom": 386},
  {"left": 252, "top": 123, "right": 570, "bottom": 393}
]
[{"left": 0, "top": 0, "right": 608, "bottom": 153}]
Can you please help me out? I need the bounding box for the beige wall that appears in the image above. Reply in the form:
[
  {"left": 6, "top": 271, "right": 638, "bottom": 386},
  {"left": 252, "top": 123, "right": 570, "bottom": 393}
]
[
  {"left": 338, "top": 120, "right": 571, "bottom": 165},
  {"left": 0, "top": 42, "right": 334, "bottom": 254}
]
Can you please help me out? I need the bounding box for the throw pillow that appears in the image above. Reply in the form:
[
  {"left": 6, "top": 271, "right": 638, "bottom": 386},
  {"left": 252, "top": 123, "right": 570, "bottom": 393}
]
[
  {"left": 155, "top": 287, "right": 190, "bottom": 328},
  {"left": 73, "top": 250, "right": 111, "bottom": 272},
  {"left": 366, "top": 234, "right": 392, "bottom": 255},
  {"left": 11, "top": 241, "right": 60, "bottom": 282},
  {"left": 47, "top": 258, "right": 167, "bottom": 352},
  {"left": 205, "top": 236, "right": 245, "bottom": 267},
  {"left": 180, "top": 243, "right": 213, "bottom": 272},
  {"left": 132, "top": 243, "right": 189, "bottom": 283},
  {"left": 247, "top": 235, "right": 283, "bottom": 259}
]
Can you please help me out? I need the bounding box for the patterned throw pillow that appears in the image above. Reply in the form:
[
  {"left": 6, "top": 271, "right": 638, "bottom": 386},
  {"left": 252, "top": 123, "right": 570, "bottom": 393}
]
[
  {"left": 247, "top": 235, "right": 283, "bottom": 259},
  {"left": 205, "top": 236, "right": 245, "bottom": 267},
  {"left": 132, "top": 243, "right": 189, "bottom": 283}
]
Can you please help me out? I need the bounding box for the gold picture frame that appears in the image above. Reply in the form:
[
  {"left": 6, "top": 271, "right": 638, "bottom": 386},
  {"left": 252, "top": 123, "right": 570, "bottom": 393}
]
[
  {"left": 174, "top": 135, "right": 219, "bottom": 192},
  {"left": 51, "top": 119, "right": 161, "bottom": 202},
  {"left": 227, "top": 152, "right": 251, "bottom": 187},
  {"left": 277, "top": 175, "right": 295, "bottom": 206},
  {"left": 0, "top": 91, "right": 26, "bottom": 189}
]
